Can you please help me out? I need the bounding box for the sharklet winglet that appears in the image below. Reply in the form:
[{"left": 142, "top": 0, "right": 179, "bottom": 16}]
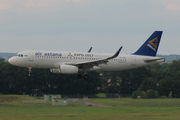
[{"left": 107, "top": 46, "right": 123, "bottom": 60}]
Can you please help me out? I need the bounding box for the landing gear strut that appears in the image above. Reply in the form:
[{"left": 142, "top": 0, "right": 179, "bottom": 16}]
[{"left": 28, "top": 67, "right": 32, "bottom": 76}]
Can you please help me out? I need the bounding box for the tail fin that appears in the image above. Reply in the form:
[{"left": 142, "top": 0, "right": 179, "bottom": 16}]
[{"left": 132, "top": 31, "right": 163, "bottom": 56}]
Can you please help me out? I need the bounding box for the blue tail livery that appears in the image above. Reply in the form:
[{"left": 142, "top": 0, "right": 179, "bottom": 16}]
[{"left": 132, "top": 31, "right": 163, "bottom": 56}]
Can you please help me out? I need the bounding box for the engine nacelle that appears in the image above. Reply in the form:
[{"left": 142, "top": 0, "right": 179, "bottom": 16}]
[
  {"left": 50, "top": 65, "right": 79, "bottom": 74},
  {"left": 50, "top": 68, "right": 60, "bottom": 73},
  {"left": 60, "top": 65, "right": 78, "bottom": 74}
]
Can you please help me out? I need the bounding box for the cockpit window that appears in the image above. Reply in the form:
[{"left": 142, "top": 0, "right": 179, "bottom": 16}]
[{"left": 17, "top": 54, "right": 23, "bottom": 57}]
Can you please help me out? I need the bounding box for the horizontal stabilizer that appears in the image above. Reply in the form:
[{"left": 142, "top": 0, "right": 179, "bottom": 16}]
[{"left": 144, "top": 58, "right": 165, "bottom": 63}]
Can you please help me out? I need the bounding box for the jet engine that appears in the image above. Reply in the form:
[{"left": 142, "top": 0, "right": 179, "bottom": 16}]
[
  {"left": 50, "top": 65, "right": 78, "bottom": 74},
  {"left": 50, "top": 68, "right": 60, "bottom": 73}
]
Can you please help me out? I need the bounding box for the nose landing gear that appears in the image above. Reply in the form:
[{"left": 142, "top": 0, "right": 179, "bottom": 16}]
[{"left": 28, "top": 67, "right": 32, "bottom": 76}]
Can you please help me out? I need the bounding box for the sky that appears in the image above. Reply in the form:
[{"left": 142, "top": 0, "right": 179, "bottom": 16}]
[{"left": 0, "top": 0, "right": 180, "bottom": 55}]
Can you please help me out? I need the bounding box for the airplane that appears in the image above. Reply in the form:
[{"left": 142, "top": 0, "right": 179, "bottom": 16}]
[{"left": 8, "top": 31, "right": 165, "bottom": 79}]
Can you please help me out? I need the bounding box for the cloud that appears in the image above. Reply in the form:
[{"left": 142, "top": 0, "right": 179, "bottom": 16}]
[
  {"left": 151, "top": 0, "right": 180, "bottom": 13},
  {"left": 0, "top": 0, "right": 85, "bottom": 9},
  {"left": 0, "top": 0, "right": 129, "bottom": 11},
  {"left": 0, "top": 0, "right": 83, "bottom": 15},
  {"left": 0, "top": 0, "right": 59, "bottom": 10},
  {"left": 0, "top": 0, "right": 14, "bottom": 10},
  {"left": 162, "top": 0, "right": 180, "bottom": 12},
  {"left": 149, "top": 0, "right": 180, "bottom": 21},
  {"left": 66, "top": 0, "right": 81, "bottom": 2}
]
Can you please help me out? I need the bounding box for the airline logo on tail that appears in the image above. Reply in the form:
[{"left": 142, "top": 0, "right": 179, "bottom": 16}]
[{"left": 147, "top": 37, "right": 158, "bottom": 51}]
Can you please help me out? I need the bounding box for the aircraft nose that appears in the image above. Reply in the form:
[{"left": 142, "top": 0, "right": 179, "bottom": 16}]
[
  {"left": 8, "top": 58, "right": 12, "bottom": 64},
  {"left": 8, "top": 57, "right": 15, "bottom": 65}
]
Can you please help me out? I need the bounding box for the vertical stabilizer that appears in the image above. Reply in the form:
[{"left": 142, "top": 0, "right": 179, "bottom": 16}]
[{"left": 132, "top": 31, "right": 163, "bottom": 56}]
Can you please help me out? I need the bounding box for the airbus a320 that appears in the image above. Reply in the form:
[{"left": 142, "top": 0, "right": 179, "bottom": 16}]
[{"left": 8, "top": 31, "right": 165, "bottom": 79}]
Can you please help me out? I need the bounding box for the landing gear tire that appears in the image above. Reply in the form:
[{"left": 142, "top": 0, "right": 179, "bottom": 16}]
[
  {"left": 77, "top": 74, "right": 83, "bottom": 79},
  {"left": 83, "top": 74, "right": 89, "bottom": 80}
]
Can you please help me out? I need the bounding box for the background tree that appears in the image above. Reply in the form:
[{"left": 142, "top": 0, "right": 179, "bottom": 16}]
[
  {"left": 117, "top": 67, "right": 151, "bottom": 95},
  {"left": 2, "top": 58, "right": 180, "bottom": 98},
  {"left": 0, "top": 61, "right": 101, "bottom": 95},
  {"left": 139, "top": 77, "right": 158, "bottom": 91},
  {"left": 158, "top": 77, "right": 174, "bottom": 96}
]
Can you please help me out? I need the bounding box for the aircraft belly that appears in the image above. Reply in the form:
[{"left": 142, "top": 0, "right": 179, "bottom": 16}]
[
  {"left": 13, "top": 58, "right": 37, "bottom": 68},
  {"left": 100, "top": 61, "right": 131, "bottom": 71},
  {"left": 39, "top": 59, "right": 58, "bottom": 68},
  {"left": 27, "top": 58, "right": 56, "bottom": 68}
]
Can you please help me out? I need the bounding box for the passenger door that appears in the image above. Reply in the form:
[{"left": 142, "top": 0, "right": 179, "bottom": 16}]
[
  {"left": 28, "top": 52, "right": 34, "bottom": 61},
  {"left": 131, "top": 56, "right": 136, "bottom": 66}
]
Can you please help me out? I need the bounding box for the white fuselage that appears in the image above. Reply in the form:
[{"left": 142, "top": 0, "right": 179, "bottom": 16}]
[{"left": 8, "top": 50, "right": 164, "bottom": 72}]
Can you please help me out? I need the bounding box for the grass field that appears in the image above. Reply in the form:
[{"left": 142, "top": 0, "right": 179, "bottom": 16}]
[{"left": 0, "top": 95, "right": 180, "bottom": 120}]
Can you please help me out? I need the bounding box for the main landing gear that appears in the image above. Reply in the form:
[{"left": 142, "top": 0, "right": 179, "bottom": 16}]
[{"left": 77, "top": 74, "right": 89, "bottom": 80}]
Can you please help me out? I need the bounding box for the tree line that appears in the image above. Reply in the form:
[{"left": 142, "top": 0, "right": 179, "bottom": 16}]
[{"left": 0, "top": 58, "right": 180, "bottom": 98}]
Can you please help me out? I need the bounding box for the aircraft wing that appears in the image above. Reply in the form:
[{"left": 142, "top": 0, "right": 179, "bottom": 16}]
[{"left": 66, "top": 46, "right": 123, "bottom": 69}]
